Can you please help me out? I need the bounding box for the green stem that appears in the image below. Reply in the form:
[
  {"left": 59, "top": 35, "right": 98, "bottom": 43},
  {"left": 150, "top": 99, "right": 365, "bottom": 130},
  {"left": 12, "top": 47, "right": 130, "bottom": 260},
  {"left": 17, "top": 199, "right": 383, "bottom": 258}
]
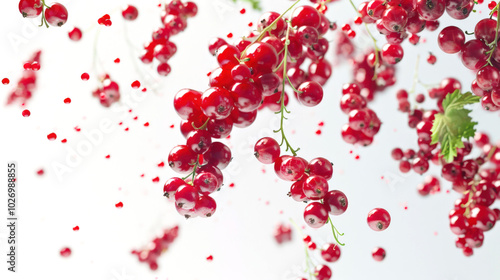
[
  {"left": 485, "top": 3, "right": 500, "bottom": 67},
  {"left": 181, "top": 155, "right": 201, "bottom": 183},
  {"left": 240, "top": 0, "right": 302, "bottom": 58},
  {"left": 289, "top": 219, "right": 315, "bottom": 280},
  {"left": 192, "top": 118, "right": 210, "bottom": 130},
  {"left": 327, "top": 216, "right": 345, "bottom": 246},
  {"left": 273, "top": 24, "right": 300, "bottom": 156}
]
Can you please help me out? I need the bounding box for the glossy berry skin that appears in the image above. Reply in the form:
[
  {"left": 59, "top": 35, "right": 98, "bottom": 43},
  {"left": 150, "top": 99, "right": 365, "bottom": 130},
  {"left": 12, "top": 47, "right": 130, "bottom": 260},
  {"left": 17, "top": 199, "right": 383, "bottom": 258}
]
[
  {"left": 381, "top": 44, "right": 404, "bottom": 64},
  {"left": 470, "top": 205, "right": 497, "bottom": 231},
  {"left": 412, "top": 157, "right": 429, "bottom": 175},
  {"left": 216, "top": 45, "right": 240, "bottom": 68},
  {"left": 414, "top": 0, "right": 445, "bottom": 20},
  {"left": 367, "top": 208, "right": 391, "bottom": 231},
  {"left": 315, "top": 265, "right": 332, "bottom": 280},
  {"left": 122, "top": 5, "right": 139, "bottom": 20},
  {"left": 297, "top": 81, "right": 323, "bottom": 107},
  {"left": 196, "top": 165, "right": 223, "bottom": 189},
  {"left": 201, "top": 87, "right": 234, "bottom": 120},
  {"left": 303, "top": 176, "right": 329, "bottom": 200},
  {"left": 203, "top": 142, "right": 231, "bottom": 169},
  {"left": 174, "top": 185, "right": 199, "bottom": 209},
  {"left": 257, "top": 12, "right": 287, "bottom": 37},
  {"left": 323, "top": 190, "right": 348, "bottom": 215},
  {"left": 207, "top": 118, "right": 233, "bottom": 139},
  {"left": 163, "top": 177, "right": 187, "bottom": 201},
  {"left": 173, "top": 89, "right": 202, "bottom": 120},
  {"left": 321, "top": 243, "right": 341, "bottom": 262},
  {"left": 289, "top": 180, "right": 308, "bottom": 202},
  {"left": 231, "top": 82, "right": 263, "bottom": 112},
  {"left": 438, "top": 26, "right": 466, "bottom": 54},
  {"left": 449, "top": 210, "right": 470, "bottom": 235},
  {"left": 243, "top": 42, "right": 279, "bottom": 75},
  {"left": 372, "top": 247, "right": 386, "bottom": 261},
  {"left": 476, "top": 66, "right": 500, "bottom": 90},
  {"left": 45, "top": 3, "right": 68, "bottom": 27},
  {"left": 460, "top": 40, "right": 489, "bottom": 70},
  {"left": 168, "top": 145, "right": 197, "bottom": 174},
  {"left": 304, "top": 202, "right": 329, "bottom": 228},
  {"left": 340, "top": 94, "right": 367, "bottom": 114},
  {"left": 291, "top": 5, "right": 321, "bottom": 29},
  {"left": 186, "top": 130, "right": 212, "bottom": 154},
  {"left": 254, "top": 137, "right": 280, "bottom": 164},
  {"left": 194, "top": 172, "right": 218, "bottom": 194},
  {"left": 19, "top": 0, "right": 42, "bottom": 18},
  {"left": 274, "top": 156, "right": 306, "bottom": 181},
  {"left": 194, "top": 195, "right": 217, "bottom": 217},
  {"left": 308, "top": 59, "right": 332, "bottom": 85},
  {"left": 381, "top": 6, "right": 407, "bottom": 32},
  {"left": 307, "top": 157, "right": 333, "bottom": 180}
]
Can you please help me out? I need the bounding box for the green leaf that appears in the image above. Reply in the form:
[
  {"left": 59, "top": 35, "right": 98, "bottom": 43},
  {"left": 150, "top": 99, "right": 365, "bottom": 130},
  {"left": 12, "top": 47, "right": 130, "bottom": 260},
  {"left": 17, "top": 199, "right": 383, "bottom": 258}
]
[
  {"left": 232, "top": 0, "right": 262, "bottom": 10},
  {"left": 430, "top": 90, "right": 480, "bottom": 163}
]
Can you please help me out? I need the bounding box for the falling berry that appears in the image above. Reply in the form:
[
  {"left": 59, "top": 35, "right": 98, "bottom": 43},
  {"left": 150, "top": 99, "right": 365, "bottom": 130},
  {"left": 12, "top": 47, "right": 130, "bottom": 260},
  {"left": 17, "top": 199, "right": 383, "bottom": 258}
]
[
  {"left": 131, "top": 80, "right": 141, "bottom": 89},
  {"left": 60, "top": 247, "right": 71, "bottom": 257},
  {"left": 372, "top": 247, "right": 386, "bottom": 261},
  {"left": 240, "top": 8, "right": 246, "bottom": 14},
  {"left": 81, "top": 73, "right": 89, "bottom": 81},
  {"left": 68, "top": 27, "right": 82, "bottom": 41},
  {"left": 2, "top": 78, "right": 9, "bottom": 84},
  {"left": 47, "top": 133, "right": 57, "bottom": 141},
  {"left": 22, "top": 109, "right": 31, "bottom": 117},
  {"left": 152, "top": 177, "right": 160, "bottom": 183},
  {"left": 64, "top": 98, "right": 71, "bottom": 104}
]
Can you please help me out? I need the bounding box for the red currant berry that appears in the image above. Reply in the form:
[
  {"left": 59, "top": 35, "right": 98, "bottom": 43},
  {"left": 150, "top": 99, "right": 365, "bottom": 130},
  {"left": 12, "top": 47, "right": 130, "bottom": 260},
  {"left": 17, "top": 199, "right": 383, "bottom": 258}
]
[
  {"left": 367, "top": 208, "right": 391, "bottom": 231},
  {"left": 372, "top": 247, "right": 386, "bottom": 261},
  {"left": 303, "top": 176, "right": 329, "bottom": 200},
  {"left": 45, "top": 3, "right": 68, "bottom": 27},
  {"left": 168, "top": 145, "right": 197, "bottom": 174},
  {"left": 122, "top": 5, "right": 138, "bottom": 20},
  {"left": 297, "top": 81, "right": 324, "bottom": 107},
  {"left": 304, "top": 202, "right": 329, "bottom": 228},
  {"left": 194, "top": 195, "right": 217, "bottom": 217},
  {"left": 254, "top": 137, "right": 281, "bottom": 164},
  {"left": 323, "top": 190, "right": 348, "bottom": 215},
  {"left": 19, "top": 0, "right": 42, "bottom": 18},
  {"left": 174, "top": 185, "right": 199, "bottom": 209},
  {"left": 321, "top": 243, "right": 341, "bottom": 262}
]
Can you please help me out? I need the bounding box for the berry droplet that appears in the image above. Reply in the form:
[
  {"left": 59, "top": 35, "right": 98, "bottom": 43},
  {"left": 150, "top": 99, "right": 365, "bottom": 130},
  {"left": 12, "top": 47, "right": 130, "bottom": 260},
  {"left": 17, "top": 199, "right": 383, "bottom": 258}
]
[
  {"left": 47, "top": 133, "right": 57, "bottom": 141},
  {"left": 22, "top": 109, "right": 31, "bottom": 117}
]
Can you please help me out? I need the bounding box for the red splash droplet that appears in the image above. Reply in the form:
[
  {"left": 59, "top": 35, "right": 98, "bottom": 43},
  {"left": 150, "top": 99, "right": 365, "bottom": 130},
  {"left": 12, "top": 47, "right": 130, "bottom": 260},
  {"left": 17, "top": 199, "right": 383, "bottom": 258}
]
[
  {"left": 36, "top": 169, "right": 44, "bottom": 176},
  {"left": 380, "top": 176, "right": 384, "bottom": 179},
  {"left": 227, "top": 33, "right": 233, "bottom": 38},
  {"left": 140, "top": 174, "right": 145, "bottom": 178},
  {"left": 141, "top": 88, "right": 147, "bottom": 92},
  {"left": 64, "top": 98, "right": 71, "bottom": 104},
  {"left": 144, "top": 122, "right": 149, "bottom": 127},
  {"left": 229, "top": 183, "right": 235, "bottom": 188},
  {"left": 61, "top": 139, "right": 67, "bottom": 143},
  {"left": 318, "top": 121, "right": 324, "bottom": 126},
  {"left": 315, "top": 129, "right": 322, "bottom": 135},
  {"left": 124, "top": 127, "right": 129, "bottom": 131},
  {"left": 404, "top": 206, "right": 408, "bottom": 210},
  {"left": 119, "top": 122, "right": 123, "bottom": 126},
  {"left": 158, "top": 162, "right": 165, "bottom": 167},
  {"left": 81, "top": 73, "right": 89, "bottom": 81},
  {"left": 115, "top": 202, "right": 123, "bottom": 208},
  {"left": 74, "top": 126, "right": 81, "bottom": 132},
  {"left": 114, "top": 58, "right": 120, "bottom": 63},
  {"left": 240, "top": 8, "right": 246, "bottom": 14},
  {"left": 131, "top": 80, "right": 141, "bottom": 89},
  {"left": 354, "top": 155, "right": 360, "bottom": 160},
  {"left": 73, "top": 226, "right": 79, "bottom": 231},
  {"left": 60, "top": 247, "right": 71, "bottom": 257},
  {"left": 152, "top": 177, "right": 160, "bottom": 183},
  {"left": 248, "top": 22, "right": 253, "bottom": 27},
  {"left": 105, "top": 155, "right": 110, "bottom": 159},
  {"left": 2, "top": 78, "right": 9, "bottom": 85},
  {"left": 349, "top": 150, "right": 353, "bottom": 154},
  {"left": 226, "top": 135, "right": 231, "bottom": 139},
  {"left": 206, "top": 255, "right": 213, "bottom": 261},
  {"left": 133, "top": 116, "right": 138, "bottom": 120},
  {"left": 47, "top": 133, "right": 57, "bottom": 141},
  {"left": 22, "top": 109, "right": 31, "bottom": 117},
  {"left": 169, "top": 124, "right": 174, "bottom": 128},
  {"left": 128, "top": 109, "right": 132, "bottom": 113},
  {"left": 207, "top": 72, "right": 212, "bottom": 76}
]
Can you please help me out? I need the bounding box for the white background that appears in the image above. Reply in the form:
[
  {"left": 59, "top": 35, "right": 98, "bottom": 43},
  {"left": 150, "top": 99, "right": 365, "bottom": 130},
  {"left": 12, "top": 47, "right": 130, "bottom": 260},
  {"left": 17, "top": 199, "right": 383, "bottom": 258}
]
[{"left": 0, "top": 0, "right": 500, "bottom": 279}]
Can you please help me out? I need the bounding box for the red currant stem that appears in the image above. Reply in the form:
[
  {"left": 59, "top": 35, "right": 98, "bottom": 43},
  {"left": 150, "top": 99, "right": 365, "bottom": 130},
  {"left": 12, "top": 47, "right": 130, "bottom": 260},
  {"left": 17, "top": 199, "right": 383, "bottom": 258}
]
[
  {"left": 40, "top": 0, "right": 50, "bottom": 9},
  {"left": 409, "top": 55, "right": 420, "bottom": 95},
  {"left": 486, "top": 145, "right": 497, "bottom": 162},
  {"left": 192, "top": 118, "right": 210, "bottom": 130},
  {"left": 240, "top": 0, "right": 302, "bottom": 59},
  {"left": 347, "top": 0, "right": 380, "bottom": 78},
  {"left": 273, "top": 24, "right": 300, "bottom": 156},
  {"left": 461, "top": 182, "right": 477, "bottom": 217},
  {"left": 327, "top": 216, "right": 345, "bottom": 246},
  {"left": 38, "top": 3, "right": 49, "bottom": 28},
  {"left": 289, "top": 219, "right": 315, "bottom": 280},
  {"left": 485, "top": 2, "right": 500, "bottom": 67},
  {"left": 181, "top": 155, "right": 201, "bottom": 182}
]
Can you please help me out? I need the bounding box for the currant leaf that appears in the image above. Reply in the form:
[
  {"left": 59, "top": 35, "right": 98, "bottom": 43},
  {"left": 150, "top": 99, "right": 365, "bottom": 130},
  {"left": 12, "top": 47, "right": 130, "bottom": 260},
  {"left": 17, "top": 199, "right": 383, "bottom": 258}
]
[{"left": 430, "top": 90, "right": 480, "bottom": 163}]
